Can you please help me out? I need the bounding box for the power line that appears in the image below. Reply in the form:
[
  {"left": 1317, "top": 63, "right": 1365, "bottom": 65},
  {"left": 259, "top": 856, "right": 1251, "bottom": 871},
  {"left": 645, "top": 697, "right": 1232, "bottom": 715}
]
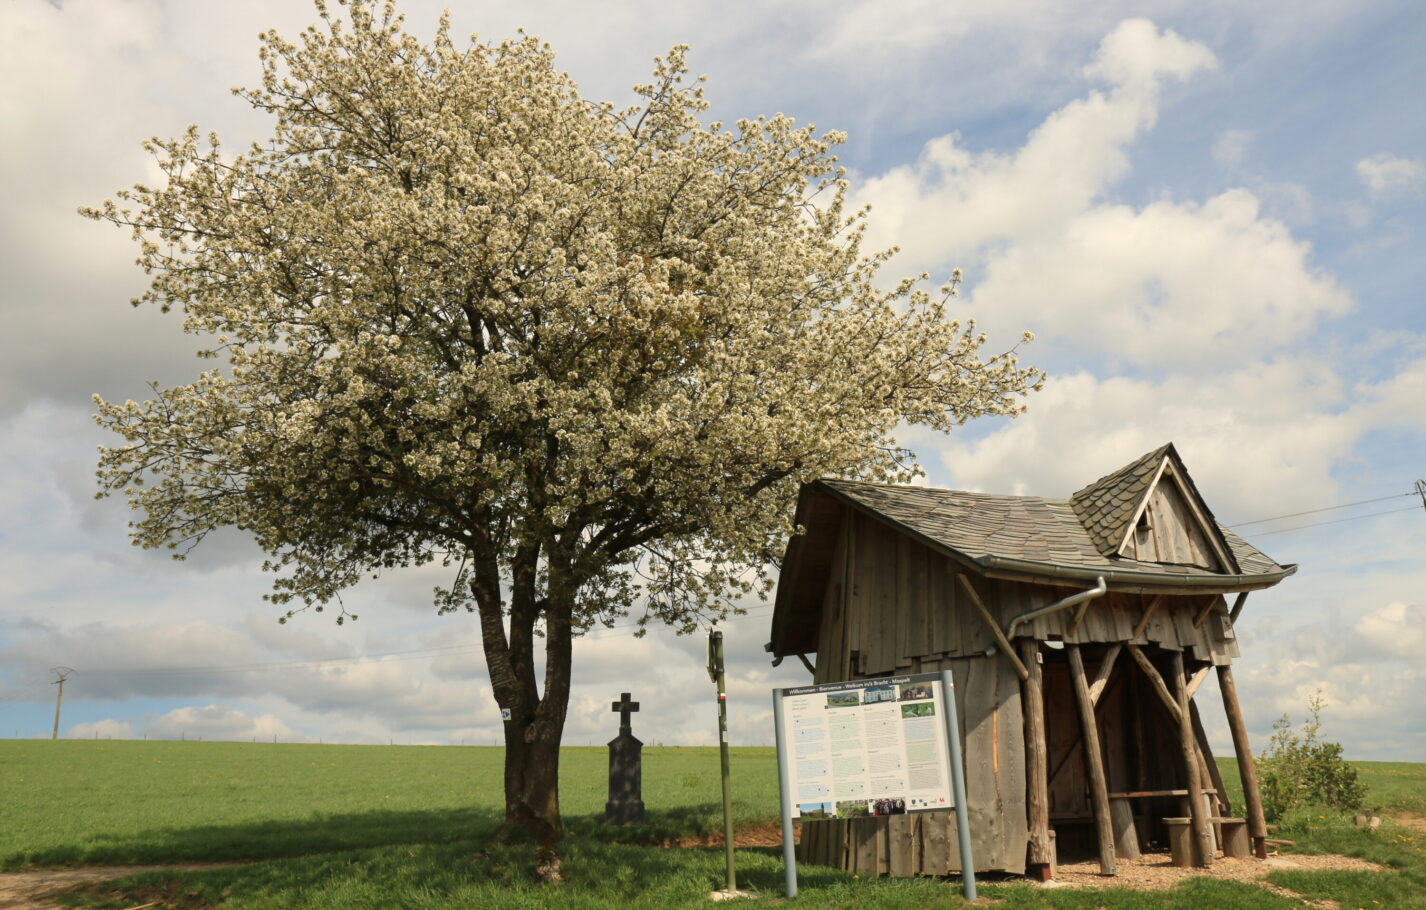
[
  {"left": 1227, "top": 491, "right": 1417, "bottom": 527},
  {"left": 1248, "top": 504, "right": 1422, "bottom": 537}
]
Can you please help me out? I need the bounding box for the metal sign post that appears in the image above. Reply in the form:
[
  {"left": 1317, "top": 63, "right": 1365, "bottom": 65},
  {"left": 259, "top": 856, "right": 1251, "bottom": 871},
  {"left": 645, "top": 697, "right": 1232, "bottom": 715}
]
[
  {"left": 772, "top": 688, "right": 799, "bottom": 898},
  {"left": 940, "top": 669, "right": 977, "bottom": 901},
  {"left": 709, "top": 630, "right": 737, "bottom": 892}
]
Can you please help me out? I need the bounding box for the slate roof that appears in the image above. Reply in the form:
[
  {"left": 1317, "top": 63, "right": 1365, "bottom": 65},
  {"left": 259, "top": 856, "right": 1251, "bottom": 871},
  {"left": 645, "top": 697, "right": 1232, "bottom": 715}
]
[
  {"left": 1069, "top": 444, "right": 1169, "bottom": 557},
  {"left": 814, "top": 444, "right": 1288, "bottom": 585}
]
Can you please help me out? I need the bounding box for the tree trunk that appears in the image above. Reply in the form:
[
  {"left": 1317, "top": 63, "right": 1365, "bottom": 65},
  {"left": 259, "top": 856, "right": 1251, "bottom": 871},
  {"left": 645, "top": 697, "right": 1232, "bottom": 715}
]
[
  {"left": 503, "top": 710, "right": 567, "bottom": 881},
  {"left": 473, "top": 537, "right": 578, "bottom": 883}
]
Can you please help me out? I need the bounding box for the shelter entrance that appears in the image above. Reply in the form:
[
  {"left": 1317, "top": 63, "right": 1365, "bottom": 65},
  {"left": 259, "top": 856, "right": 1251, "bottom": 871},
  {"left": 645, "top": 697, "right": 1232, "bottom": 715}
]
[{"left": 1040, "top": 642, "right": 1237, "bottom": 863}]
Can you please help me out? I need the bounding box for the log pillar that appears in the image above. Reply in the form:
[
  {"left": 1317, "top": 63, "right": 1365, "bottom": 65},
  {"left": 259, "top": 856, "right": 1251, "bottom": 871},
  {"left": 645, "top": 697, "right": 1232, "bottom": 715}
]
[
  {"left": 1217, "top": 664, "right": 1269, "bottom": 858},
  {"left": 1019, "top": 639, "right": 1053, "bottom": 879},
  {"left": 1067, "top": 643, "right": 1116, "bottom": 874},
  {"left": 1171, "top": 651, "right": 1214, "bottom": 867}
]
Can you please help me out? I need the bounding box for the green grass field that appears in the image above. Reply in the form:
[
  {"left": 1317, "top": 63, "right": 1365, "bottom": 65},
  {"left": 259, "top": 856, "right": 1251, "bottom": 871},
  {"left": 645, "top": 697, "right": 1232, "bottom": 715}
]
[{"left": 2, "top": 740, "right": 1422, "bottom": 908}]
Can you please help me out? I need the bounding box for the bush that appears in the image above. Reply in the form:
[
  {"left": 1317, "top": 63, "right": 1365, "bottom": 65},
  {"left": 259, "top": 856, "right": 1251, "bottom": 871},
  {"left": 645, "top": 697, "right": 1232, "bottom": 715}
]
[{"left": 1257, "top": 690, "right": 1367, "bottom": 821}]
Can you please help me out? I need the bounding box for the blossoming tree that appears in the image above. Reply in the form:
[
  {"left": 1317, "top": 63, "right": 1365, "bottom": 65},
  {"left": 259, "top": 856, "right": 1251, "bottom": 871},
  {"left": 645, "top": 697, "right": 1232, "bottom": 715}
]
[{"left": 86, "top": 0, "right": 1041, "bottom": 880}]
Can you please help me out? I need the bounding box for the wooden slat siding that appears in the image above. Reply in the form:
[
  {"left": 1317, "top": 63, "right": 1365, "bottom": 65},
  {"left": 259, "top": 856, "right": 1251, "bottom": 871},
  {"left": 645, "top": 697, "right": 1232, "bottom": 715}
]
[
  {"left": 910, "top": 813, "right": 924, "bottom": 875},
  {"left": 896, "top": 534, "right": 912, "bottom": 664},
  {"left": 1133, "top": 594, "right": 1162, "bottom": 643},
  {"left": 876, "top": 521, "right": 899, "bottom": 674},
  {"left": 889, "top": 814, "right": 914, "bottom": 877},
  {"left": 1148, "top": 594, "right": 1180, "bottom": 650},
  {"left": 923, "top": 810, "right": 951, "bottom": 874},
  {"left": 1169, "top": 598, "right": 1204, "bottom": 659}
]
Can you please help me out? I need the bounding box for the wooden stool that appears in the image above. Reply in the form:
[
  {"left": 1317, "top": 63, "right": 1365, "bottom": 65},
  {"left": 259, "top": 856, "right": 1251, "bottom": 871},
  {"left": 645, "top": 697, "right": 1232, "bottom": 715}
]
[
  {"left": 1164, "top": 818, "right": 1194, "bottom": 868},
  {"left": 1213, "top": 817, "right": 1250, "bottom": 858}
]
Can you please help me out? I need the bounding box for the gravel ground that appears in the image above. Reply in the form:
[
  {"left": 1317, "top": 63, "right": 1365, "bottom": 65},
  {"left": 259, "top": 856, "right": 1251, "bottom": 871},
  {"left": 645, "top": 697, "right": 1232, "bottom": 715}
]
[{"left": 1031, "top": 850, "right": 1381, "bottom": 909}]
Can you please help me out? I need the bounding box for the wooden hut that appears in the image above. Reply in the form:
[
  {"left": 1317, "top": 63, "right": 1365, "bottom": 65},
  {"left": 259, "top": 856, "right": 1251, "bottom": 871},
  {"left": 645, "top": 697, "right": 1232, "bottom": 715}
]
[{"left": 768, "top": 444, "right": 1294, "bottom": 879}]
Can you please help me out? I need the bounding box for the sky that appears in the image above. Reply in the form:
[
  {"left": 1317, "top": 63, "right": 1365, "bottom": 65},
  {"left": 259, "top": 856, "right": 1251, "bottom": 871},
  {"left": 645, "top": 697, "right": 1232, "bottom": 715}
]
[{"left": 1, "top": 0, "right": 1423, "bottom": 761}]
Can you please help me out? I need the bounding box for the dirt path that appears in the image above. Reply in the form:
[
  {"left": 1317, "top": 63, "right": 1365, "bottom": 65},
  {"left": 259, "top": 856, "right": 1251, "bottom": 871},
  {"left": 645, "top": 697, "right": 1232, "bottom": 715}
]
[{"left": 0, "top": 864, "right": 237, "bottom": 910}]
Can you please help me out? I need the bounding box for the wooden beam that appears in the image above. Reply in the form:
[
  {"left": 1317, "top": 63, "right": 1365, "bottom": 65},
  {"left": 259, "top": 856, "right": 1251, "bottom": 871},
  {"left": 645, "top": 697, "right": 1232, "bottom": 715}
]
[
  {"left": 1172, "top": 651, "right": 1215, "bottom": 867},
  {"left": 1067, "top": 597, "right": 1093, "bottom": 637},
  {"left": 1088, "top": 643, "right": 1122, "bottom": 707},
  {"left": 1229, "top": 591, "right": 1249, "bottom": 625},
  {"left": 955, "top": 573, "right": 1029, "bottom": 680},
  {"left": 1019, "top": 639, "right": 1052, "bottom": 869},
  {"left": 1067, "top": 643, "right": 1117, "bottom": 875},
  {"left": 1192, "top": 595, "right": 1221, "bottom": 629},
  {"left": 1126, "top": 645, "right": 1182, "bottom": 723},
  {"left": 1185, "top": 664, "right": 1212, "bottom": 701},
  {"left": 1133, "top": 595, "right": 1163, "bottom": 640},
  {"left": 1218, "top": 664, "right": 1269, "bottom": 858},
  {"left": 1191, "top": 701, "right": 1231, "bottom": 816}
]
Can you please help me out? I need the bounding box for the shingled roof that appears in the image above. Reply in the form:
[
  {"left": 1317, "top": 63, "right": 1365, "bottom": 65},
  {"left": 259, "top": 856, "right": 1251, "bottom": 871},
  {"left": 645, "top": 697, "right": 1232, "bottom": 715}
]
[{"left": 808, "top": 444, "right": 1290, "bottom": 587}]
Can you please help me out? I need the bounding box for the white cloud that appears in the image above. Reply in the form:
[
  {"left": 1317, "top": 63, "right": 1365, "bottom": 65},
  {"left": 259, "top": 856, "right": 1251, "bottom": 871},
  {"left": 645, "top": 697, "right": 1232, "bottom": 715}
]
[
  {"left": 1352, "top": 601, "right": 1426, "bottom": 659},
  {"left": 67, "top": 717, "right": 136, "bottom": 740},
  {"left": 968, "top": 190, "right": 1352, "bottom": 368},
  {"left": 850, "top": 20, "right": 1216, "bottom": 275},
  {"left": 1356, "top": 153, "right": 1425, "bottom": 197},
  {"left": 142, "top": 705, "right": 306, "bottom": 742}
]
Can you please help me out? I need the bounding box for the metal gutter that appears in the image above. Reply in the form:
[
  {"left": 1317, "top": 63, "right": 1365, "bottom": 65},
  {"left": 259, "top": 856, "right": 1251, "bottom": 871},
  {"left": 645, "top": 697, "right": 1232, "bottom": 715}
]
[
  {"left": 1004, "top": 575, "right": 1106, "bottom": 642},
  {"left": 980, "top": 554, "right": 1298, "bottom": 589}
]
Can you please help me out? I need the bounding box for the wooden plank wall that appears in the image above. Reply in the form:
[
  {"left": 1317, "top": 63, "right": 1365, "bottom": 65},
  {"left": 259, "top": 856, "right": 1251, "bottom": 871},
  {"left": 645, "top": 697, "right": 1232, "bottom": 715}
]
[
  {"left": 1121, "top": 477, "right": 1221, "bottom": 569},
  {"left": 804, "top": 513, "right": 1026, "bottom": 874}
]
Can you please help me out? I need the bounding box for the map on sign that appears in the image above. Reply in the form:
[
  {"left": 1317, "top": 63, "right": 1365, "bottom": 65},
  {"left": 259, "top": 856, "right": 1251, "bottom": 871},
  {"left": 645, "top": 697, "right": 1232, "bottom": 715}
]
[{"left": 775, "top": 672, "right": 955, "bottom": 820}]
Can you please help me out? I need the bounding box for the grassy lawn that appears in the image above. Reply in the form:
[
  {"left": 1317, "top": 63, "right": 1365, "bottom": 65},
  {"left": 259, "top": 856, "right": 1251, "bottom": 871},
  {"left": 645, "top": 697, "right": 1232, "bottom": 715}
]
[{"left": 2, "top": 740, "right": 1421, "bottom": 908}]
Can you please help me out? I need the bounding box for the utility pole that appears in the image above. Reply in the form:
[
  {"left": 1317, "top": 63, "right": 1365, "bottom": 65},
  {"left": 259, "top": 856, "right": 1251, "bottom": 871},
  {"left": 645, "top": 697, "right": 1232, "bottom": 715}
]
[
  {"left": 50, "top": 667, "right": 74, "bottom": 740},
  {"left": 708, "top": 630, "right": 737, "bottom": 893}
]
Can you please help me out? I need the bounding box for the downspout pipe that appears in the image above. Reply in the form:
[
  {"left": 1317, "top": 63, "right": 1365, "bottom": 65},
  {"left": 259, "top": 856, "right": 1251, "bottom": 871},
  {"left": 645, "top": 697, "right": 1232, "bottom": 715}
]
[{"left": 1004, "top": 575, "right": 1107, "bottom": 642}]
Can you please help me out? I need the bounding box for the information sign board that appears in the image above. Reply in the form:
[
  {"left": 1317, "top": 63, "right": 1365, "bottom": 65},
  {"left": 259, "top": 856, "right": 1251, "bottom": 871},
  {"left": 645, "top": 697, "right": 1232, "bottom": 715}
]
[
  {"left": 774, "top": 672, "right": 954, "bottom": 820},
  {"left": 771, "top": 669, "right": 975, "bottom": 900}
]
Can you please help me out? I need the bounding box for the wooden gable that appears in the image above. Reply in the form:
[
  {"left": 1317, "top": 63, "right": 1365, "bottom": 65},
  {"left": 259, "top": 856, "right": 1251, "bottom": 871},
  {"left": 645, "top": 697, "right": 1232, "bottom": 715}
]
[{"left": 1116, "top": 457, "right": 1236, "bottom": 572}]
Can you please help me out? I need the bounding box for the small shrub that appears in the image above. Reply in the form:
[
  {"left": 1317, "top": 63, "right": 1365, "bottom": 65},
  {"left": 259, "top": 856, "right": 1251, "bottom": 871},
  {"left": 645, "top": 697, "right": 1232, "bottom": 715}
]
[{"left": 1257, "top": 690, "right": 1367, "bottom": 821}]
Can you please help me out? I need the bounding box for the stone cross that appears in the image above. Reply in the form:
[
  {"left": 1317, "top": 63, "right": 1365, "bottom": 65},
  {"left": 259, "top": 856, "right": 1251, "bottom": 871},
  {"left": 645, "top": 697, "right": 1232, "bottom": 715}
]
[
  {"left": 604, "top": 691, "right": 645, "bottom": 825},
  {"left": 612, "top": 692, "right": 640, "bottom": 731}
]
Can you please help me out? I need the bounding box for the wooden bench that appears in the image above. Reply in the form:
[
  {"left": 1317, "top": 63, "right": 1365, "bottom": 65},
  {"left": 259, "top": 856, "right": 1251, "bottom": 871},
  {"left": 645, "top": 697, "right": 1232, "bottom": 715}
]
[{"left": 1164, "top": 816, "right": 1250, "bottom": 866}]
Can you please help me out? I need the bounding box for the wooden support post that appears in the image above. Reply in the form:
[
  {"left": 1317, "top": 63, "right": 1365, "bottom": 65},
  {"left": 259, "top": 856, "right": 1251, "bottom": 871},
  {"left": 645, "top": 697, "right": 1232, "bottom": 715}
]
[
  {"left": 1185, "top": 664, "right": 1212, "bottom": 702},
  {"left": 1172, "top": 650, "right": 1214, "bottom": 867},
  {"left": 1019, "top": 639, "right": 1053, "bottom": 874},
  {"left": 1218, "top": 664, "right": 1269, "bottom": 858},
  {"left": 957, "top": 573, "right": 1029, "bottom": 680},
  {"left": 1228, "top": 591, "right": 1249, "bottom": 625},
  {"left": 1067, "top": 598, "right": 1093, "bottom": 637},
  {"left": 1110, "top": 798, "right": 1142, "bottom": 860},
  {"left": 1192, "top": 595, "right": 1220, "bottom": 629},
  {"left": 1191, "top": 701, "right": 1231, "bottom": 816},
  {"left": 1133, "top": 595, "right": 1162, "bottom": 640},
  {"left": 1127, "top": 645, "right": 1182, "bottom": 723},
  {"left": 1067, "top": 643, "right": 1117, "bottom": 875},
  {"left": 1087, "top": 643, "right": 1122, "bottom": 706}
]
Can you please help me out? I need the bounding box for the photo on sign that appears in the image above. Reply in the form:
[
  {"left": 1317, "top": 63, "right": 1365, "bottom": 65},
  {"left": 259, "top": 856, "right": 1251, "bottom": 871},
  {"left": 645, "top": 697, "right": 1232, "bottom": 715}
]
[
  {"left": 798, "top": 802, "right": 833, "bottom": 819},
  {"left": 834, "top": 799, "right": 870, "bottom": 818},
  {"left": 901, "top": 702, "right": 936, "bottom": 719},
  {"left": 870, "top": 797, "right": 907, "bottom": 816},
  {"left": 825, "top": 691, "right": 860, "bottom": 709},
  {"left": 862, "top": 684, "right": 897, "bottom": 705},
  {"left": 898, "top": 683, "right": 933, "bottom": 701}
]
